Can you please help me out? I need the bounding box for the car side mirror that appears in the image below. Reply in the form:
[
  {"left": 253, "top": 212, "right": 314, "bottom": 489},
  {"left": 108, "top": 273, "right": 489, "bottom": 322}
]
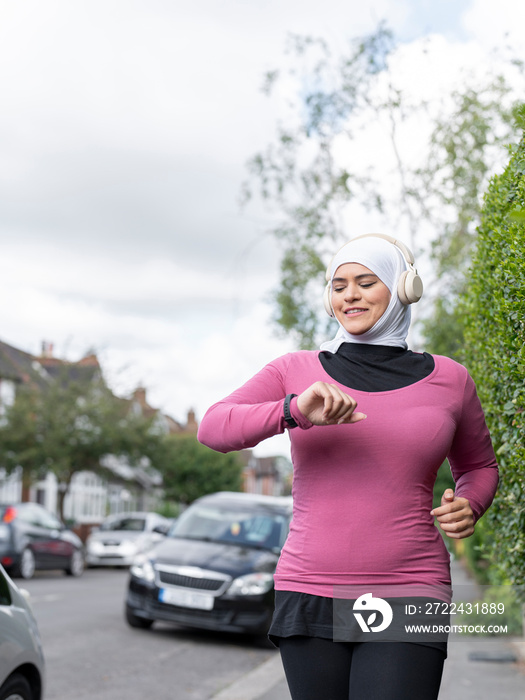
[{"left": 152, "top": 524, "right": 169, "bottom": 535}]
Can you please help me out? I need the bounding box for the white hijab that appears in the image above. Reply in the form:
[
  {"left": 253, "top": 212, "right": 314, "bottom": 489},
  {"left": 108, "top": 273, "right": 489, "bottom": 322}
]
[{"left": 320, "top": 236, "right": 411, "bottom": 352}]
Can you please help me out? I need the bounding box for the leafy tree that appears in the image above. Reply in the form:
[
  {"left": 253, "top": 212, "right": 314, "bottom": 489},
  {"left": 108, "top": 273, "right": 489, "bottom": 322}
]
[
  {"left": 157, "top": 434, "right": 243, "bottom": 506},
  {"left": 421, "top": 82, "right": 520, "bottom": 357},
  {"left": 458, "top": 108, "right": 525, "bottom": 591},
  {"left": 0, "top": 375, "right": 163, "bottom": 519},
  {"left": 0, "top": 387, "right": 43, "bottom": 503},
  {"left": 242, "top": 25, "right": 523, "bottom": 351}
]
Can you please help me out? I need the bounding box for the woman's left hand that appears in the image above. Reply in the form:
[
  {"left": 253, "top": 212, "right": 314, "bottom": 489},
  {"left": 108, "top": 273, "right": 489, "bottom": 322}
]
[{"left": 430, "top": 489, "right": 475, "bottom": 539}]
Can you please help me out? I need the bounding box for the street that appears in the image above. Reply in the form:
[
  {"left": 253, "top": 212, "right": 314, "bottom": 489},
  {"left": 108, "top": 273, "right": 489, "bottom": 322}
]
[
  {"left": 21, "top": 567, "right": 277, "bottom": 700},
  {"left": 18, "top": 562, "right": 525, "bottom": 700}
]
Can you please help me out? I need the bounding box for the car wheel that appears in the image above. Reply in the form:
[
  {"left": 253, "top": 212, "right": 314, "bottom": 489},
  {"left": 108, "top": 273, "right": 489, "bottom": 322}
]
[
  {"left": 0, "top": 672, "right": 33, "bottom": 700},
  {"left": 125, "top": 605, "right": 154, "bottom": 629},
  {"left": 12, "top": 548, "right": 36, "bottom": 580},
  {"left": 65, "top": 549, "right": 85, "bottom": 577}
]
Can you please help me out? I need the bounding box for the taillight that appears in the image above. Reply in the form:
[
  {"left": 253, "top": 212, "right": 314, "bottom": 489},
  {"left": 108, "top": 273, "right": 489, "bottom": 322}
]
[{"left": 2, "top": 507, "right": 17, "bottom": 523}]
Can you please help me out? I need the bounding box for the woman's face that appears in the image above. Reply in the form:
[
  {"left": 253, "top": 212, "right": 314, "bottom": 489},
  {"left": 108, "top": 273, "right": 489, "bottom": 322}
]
[{"left": 331, "top": 263, "right": 391, "bottom": 335}]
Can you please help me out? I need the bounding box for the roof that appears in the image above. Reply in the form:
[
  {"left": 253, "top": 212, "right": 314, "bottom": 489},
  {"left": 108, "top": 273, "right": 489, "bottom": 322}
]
[
  {"left": 0, "top": 339, "right": 101, "bottom": 388},
  {"left": 100, "top": 511, "right": 168, "bottom": 522},
  {"left": 197, "top": 491, "right": 293, "bottom": 511},
  {"left": 36, "top": 353, "right": 101, "bottom": 384},
  {"left": 0, "top": 339, "right": 50, "bottom": 388}
]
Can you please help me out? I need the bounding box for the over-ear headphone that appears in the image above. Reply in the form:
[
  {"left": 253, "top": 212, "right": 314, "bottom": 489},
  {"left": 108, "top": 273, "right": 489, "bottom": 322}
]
[{"left": 323, "top": 233, "right": 423, "bottom": 318}]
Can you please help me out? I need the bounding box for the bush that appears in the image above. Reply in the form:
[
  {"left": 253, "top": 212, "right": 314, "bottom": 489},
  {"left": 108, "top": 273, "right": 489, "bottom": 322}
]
[
  {"left": 459, "top": 107, "right": 525, "bottom": 591},
  {"left": 455, "top": 584, "right": 523, "bottom": 636}
]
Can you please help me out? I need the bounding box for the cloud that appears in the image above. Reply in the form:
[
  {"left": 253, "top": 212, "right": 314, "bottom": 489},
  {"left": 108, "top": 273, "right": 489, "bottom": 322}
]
[
  {"left": 1, "top": 0, "right": 524, "bottom": 460},
  {"left": 0, "top": 238, "right": 292, "bottom": 426},
  {"left": 462, "top": 0, "right": 525, "bottom": 51}
]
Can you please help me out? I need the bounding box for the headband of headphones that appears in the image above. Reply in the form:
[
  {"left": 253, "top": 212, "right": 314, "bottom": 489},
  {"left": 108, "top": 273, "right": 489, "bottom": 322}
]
[{"left": 323, "top": 233, "right": 423, "bottom": 317}]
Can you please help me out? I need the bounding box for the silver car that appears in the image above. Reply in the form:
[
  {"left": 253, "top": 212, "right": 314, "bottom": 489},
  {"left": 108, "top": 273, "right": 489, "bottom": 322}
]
[
  {"left": 86, "top": 512, "right": 171, "bottom": 568},
  {"left": 0, "top": 564, "right": 45, "bottom": 700}
]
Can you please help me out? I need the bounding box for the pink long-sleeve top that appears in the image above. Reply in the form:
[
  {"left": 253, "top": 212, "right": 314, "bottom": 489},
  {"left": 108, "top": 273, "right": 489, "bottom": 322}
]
[{"left": 198, "top": 352, "right": 498, "bottom": 596}]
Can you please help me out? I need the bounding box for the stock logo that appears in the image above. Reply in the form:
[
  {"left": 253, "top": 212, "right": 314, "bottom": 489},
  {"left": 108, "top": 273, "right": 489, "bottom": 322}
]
[{"left": 353, "top": 593, "right": 393, "bottom": 632}]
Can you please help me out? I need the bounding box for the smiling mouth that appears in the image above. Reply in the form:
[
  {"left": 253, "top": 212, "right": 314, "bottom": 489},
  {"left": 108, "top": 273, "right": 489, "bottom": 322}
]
[{"left": 345, "top": 308, "right": 367, "bottom": 315}]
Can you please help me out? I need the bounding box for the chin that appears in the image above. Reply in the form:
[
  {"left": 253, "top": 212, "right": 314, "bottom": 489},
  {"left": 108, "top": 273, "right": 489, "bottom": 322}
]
[{"left": 340, "top": 323, "right": 374, "bottom": 335}]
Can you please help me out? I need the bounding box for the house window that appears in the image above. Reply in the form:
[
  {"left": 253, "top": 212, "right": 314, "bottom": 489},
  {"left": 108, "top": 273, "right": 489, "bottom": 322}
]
[{"left": 0, "top": 380, "right": 15, "bottom": 416}]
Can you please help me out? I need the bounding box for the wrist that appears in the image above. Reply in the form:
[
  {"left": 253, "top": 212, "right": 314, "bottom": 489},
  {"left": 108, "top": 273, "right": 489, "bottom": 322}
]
[{"left": 283, "top": 393, "right": 298, "bottom": 429}]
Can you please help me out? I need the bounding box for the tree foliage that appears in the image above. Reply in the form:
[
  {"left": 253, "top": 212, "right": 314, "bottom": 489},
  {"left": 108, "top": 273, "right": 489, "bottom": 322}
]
[
  {"left": 157, "top": 434, "right": 243, "bottom": 506},
  {"left": 459, "top": 108, "right": 525, "bottom": 590},
  {"left": 243, "top": 25, "right": 523, "bottom": 350},
  {"left": 421, "top": 81, "right": 520, "bottom": 357},
  {"left": 0, "top": 375, "right": 163, "bottom": 518}
]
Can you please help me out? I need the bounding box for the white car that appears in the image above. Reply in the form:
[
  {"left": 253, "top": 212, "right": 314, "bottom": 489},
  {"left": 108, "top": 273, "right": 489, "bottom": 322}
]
[
  {"left": 0, "top": 564, "right": 45, "bottom": 700},
  {"left": 86, "top": 512, "right": 171, "bottom": 568}
]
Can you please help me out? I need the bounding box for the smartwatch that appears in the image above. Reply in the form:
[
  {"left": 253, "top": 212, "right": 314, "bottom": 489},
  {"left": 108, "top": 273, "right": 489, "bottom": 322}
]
[{"left": 283, "top": 393, "right": 298, "bottom": 429}]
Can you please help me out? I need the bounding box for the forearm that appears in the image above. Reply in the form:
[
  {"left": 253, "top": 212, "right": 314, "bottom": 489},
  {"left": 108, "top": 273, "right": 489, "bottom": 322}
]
[
  {"left": 197, "top": 355, "right": 315, "bottom": 453},
  {"left": 197, "top": 399, "right": 287, "bottom": 453},
  {"left": 453, "top": 465, "right": 499, "bottom": 523},
  {"left": 449, "top": 371, "right": 499, "bottom": 523},
  {"left": 198, "top": 392, "right": 313, "bottom": 453}
]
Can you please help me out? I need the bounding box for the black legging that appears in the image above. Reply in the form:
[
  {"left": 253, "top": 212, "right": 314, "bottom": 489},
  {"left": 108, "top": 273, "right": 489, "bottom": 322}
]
[{"left": 279, "top": 636, "right": 445, "bottom": 700}]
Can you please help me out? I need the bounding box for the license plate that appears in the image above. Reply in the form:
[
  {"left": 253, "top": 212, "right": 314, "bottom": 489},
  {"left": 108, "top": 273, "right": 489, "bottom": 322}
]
[{"left": 159, "top": 588, "right": 214, "bottom": 610}]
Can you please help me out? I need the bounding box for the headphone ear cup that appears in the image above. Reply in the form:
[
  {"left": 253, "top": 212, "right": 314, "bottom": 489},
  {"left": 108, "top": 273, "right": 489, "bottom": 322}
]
[
  {"left": 397, "top": 269, "right": 423, "bottom": 305},
  {"left": 323, "top": 282, "right": 335, "bottom": 317}
]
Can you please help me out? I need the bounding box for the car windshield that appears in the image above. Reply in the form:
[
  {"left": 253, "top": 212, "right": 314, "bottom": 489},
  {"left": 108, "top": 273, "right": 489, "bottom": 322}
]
[
  {"left": 101, "top": 517, "right": 147, "bottom": 532},
  {"left": 169, "top": 503, "right": 288, "bottom": 551}
]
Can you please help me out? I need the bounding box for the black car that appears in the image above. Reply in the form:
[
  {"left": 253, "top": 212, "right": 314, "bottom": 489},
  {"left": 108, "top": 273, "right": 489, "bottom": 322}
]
[
  {"left": 125, "top": 491, "right": 293, "bottom": 636},
  {"left": 0, "top": 502, "right": 84, "bottom": 579}
]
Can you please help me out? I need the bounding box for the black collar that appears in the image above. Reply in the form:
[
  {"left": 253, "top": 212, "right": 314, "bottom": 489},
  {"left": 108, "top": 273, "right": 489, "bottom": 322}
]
[
  {"left": 334, "top": 343, "right": 408, "bottom": 357},
  {"left": 319, "top": 343, "right": 434, "bottom": 392}
]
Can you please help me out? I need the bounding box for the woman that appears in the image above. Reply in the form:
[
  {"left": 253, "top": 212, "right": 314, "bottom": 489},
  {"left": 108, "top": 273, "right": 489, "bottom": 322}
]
[{"left": 197, "top": 234, "right": 498, "bottom": 700}]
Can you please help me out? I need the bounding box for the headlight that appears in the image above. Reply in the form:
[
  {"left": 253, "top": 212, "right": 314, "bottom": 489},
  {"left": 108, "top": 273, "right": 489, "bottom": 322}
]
[
  {"left": 130, "top": 556, "right": 156, "bottom": 583},
  {"left": 226, "top": 573, "right": 274, "bottom": 596},
  {"left": 86, "top": 540, "right": 104, "bottom": 554}
]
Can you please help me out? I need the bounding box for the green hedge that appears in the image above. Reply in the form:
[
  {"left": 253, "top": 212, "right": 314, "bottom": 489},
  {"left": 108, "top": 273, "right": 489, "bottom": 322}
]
[{"left": 459, "top": 110, "right": 525, "bottom": 590}]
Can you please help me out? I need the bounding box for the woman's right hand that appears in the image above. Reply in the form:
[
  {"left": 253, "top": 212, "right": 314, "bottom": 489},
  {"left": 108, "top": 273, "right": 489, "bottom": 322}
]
[{"left": 296, "top": 381, "right": 366, "bottom": 426}]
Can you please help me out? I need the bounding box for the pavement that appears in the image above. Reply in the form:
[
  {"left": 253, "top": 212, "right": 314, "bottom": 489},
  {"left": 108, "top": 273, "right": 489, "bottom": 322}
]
[
  {"left": 435, "top": 559, "right": 525, "bottom": 700},
  {"left": 212, "top": 559, "right": 525, "bottom": 699}
]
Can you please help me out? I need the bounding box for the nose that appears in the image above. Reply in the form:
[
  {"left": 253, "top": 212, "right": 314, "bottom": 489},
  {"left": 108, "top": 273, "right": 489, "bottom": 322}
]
[{"left": 343, "top": 282, "right": 361, "bottom": 302}]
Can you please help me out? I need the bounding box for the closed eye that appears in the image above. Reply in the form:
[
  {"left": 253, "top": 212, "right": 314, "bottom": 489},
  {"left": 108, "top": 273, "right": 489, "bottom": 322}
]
[{"left": 333, "top": 281, "right": 377, "bottom": 292}]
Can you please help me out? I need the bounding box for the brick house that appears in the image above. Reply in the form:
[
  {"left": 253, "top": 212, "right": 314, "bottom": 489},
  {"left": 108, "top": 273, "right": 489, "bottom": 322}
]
[
  {"left": 0, "top": 339, "right": 195, "bottom": 525},
  {"left": 0, "top": 338, "right": 291, "bottom": 527}
]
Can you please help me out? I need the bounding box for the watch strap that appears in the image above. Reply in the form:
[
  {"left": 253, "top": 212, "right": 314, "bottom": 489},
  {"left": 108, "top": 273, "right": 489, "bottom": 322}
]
[{"left": 283, "top": 393, "right": 298, "bottom": 429}]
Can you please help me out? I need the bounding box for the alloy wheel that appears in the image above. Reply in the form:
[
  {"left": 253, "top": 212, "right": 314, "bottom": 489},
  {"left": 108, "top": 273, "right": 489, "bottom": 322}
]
[{"left": 19, "top": 549, "right": 35, "bottom": 580}]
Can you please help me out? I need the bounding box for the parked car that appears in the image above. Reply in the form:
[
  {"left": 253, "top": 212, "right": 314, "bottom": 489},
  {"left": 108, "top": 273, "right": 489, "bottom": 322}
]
[
  {"left": 125, "top": 491, "right": 293, "bottom": 636},
  {"left": 0, "top": 503, "right": 84, "bottom": 580},
  {"left": 0, "top": 564, "right": 45, "bottom": 699},
  {"left": 86, "top": 511, "right": 171, "bottom": 568}
]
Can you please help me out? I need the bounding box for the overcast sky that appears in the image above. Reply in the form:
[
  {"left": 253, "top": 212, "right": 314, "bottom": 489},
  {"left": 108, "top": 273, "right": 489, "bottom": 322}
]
[{"left": 1, "top": 0, "right": 524, "bottom": 457}]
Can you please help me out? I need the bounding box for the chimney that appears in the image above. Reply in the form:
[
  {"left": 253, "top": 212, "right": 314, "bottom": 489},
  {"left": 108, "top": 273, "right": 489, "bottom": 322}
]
[
  {"left": 133, "top": 387, "right": 147, "bottom": 406},
  {"left": 186, "top": 409, "right": 198, "bottom": 432},
  {"left": 41, "top": 341, "right": 54, "bottom": 358}
]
